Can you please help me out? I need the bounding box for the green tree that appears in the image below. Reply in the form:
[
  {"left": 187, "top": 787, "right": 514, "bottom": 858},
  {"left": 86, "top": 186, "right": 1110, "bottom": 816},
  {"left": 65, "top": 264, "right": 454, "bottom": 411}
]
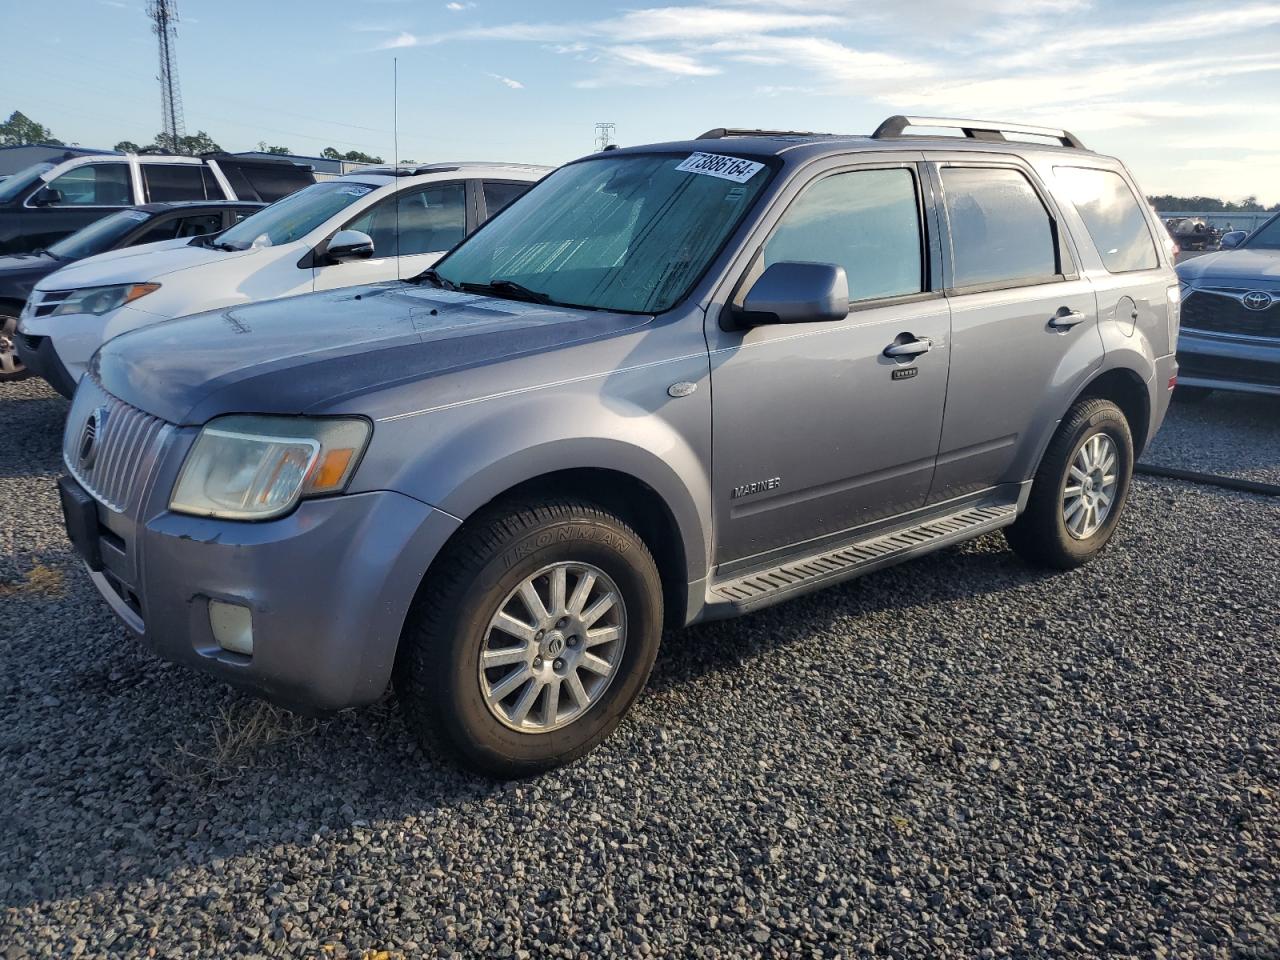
[
  {"left": 256, "top": 141, "right": 292, "bottom": 155},
  {"left": 322, "top": 146, "right": 384, "bottom": 164},
  {"left": 114, "top": 140, "right": 144, "bottom": 153},
  {"left": 0, "top": 110, "right": 62, "bottom": 146}
]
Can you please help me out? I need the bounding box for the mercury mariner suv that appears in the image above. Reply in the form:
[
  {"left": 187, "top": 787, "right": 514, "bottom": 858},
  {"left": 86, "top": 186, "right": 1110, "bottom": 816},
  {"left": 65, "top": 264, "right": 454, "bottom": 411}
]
[{"left": 58, "top": 117, "right": 1179, "bottom": 778}]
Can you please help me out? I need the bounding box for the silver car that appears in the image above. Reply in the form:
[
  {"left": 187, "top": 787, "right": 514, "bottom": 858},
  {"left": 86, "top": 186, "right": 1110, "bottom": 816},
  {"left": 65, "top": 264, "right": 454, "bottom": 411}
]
[{"left": 57, "top": 116, "right": 1178, "bottom": 777}]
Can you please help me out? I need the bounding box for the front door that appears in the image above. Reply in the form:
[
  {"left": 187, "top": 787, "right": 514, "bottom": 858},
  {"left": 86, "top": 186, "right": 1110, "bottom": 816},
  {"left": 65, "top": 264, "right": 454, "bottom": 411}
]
[
  {"left": 927, "top": 160, "right": 1102, "bottom": 503},
  {"left": 708, "top": 162, "right": 951, "bottom": 567},
  {"left": 313, "top": 180, "right": 468, "bottom": 291}
]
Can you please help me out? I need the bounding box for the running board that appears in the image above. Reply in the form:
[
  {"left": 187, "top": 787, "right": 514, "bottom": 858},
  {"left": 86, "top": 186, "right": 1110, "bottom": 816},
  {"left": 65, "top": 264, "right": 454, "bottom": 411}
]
[{"left": 705, "top": 503, "right": 1018, "bottom": 616}]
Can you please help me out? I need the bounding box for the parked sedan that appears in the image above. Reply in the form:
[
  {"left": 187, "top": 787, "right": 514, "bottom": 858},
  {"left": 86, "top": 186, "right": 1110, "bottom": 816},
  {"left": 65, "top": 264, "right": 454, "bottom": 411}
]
[
  {"left": 1175, "top": 211, "right": 1280, "bottom": 398},
  {"left": 0, "top": 201, "right": 262, "bottom": 380}
]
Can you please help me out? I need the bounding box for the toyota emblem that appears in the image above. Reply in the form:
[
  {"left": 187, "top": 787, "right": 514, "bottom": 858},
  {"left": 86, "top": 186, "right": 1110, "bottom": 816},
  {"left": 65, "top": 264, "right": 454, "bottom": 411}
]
[
  {"left": 78, "top": 406, "right": 107, "bottom": 469},
  {"left": 1242, "top": 290, "right": 1273, "bottom": 311}
]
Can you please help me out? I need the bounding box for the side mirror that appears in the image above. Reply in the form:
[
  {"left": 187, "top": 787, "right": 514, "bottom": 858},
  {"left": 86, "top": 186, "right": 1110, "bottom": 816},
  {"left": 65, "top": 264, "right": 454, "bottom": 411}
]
[
  {"left": 30, "top": 186, "right": 62, "bottom": 207},
  {"left": 736, "top": 261, "right": 849, "bottom": 326},
  {"left": 1221, "top": 231, "right": 1247, "bottom": 250},
  {"left": 326, "top": 229, "right": 375, "bottom": 263}
]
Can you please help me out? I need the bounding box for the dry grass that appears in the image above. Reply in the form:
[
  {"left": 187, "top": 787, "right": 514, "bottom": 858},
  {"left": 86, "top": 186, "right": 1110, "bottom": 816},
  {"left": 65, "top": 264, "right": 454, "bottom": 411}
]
[{"left": 155, "top": 699, "right": 318, "bottom": 784}]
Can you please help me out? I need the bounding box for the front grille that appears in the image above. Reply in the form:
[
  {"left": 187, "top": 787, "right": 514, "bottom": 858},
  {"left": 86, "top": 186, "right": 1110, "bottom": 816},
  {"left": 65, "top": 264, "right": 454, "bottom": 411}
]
[
  {"left": 1179, "top": 353, "right": 1280, "bottom": 388},
  {"left": 63, "top": 375, "right": 174, "bottom": 512},
  {"left": 1182, "top": 290, "right": 1280, "bottom": 339}
]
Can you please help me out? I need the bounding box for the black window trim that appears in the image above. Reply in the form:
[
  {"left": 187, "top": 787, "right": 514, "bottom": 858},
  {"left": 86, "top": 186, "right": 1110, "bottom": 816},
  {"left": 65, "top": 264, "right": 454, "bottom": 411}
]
[
  {"left": 931, "top": 158, "right": 1080, "bottom": 298},
  {"left": 1052, "top": 164, "right": 1163, "bottom": 276}
]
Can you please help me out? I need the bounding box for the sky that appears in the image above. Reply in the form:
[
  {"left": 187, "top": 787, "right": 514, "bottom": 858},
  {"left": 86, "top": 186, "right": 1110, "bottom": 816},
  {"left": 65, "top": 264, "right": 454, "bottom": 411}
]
[{"left": 4, "top": 0, "right": 1279, "bottom": 202}]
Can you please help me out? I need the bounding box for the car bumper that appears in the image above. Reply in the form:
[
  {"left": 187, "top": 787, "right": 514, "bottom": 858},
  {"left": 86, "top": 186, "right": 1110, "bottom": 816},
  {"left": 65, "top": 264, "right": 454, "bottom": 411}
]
[
  {"left": 63, "top": 473, "right": 461, "bottom": 713},
  {"left": 1176, "top": 329, "right": 1280, "bottom": 397},
  {"left": 14, "top": 331, "right": 79, "bottom": 398}
]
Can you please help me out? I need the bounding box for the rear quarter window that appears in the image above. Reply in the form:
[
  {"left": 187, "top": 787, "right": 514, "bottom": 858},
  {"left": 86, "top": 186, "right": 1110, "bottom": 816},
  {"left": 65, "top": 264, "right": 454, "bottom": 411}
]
[{"left": 1054, "top": 166, "right": 1158, "bottom": 273}]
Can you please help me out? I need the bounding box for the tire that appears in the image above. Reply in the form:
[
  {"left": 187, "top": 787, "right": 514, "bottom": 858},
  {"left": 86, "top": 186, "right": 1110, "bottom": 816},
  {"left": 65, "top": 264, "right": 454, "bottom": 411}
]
[
  {"left": 1005, "top": 398, "right": 1134, "bottom": 570},
  {"left": 394, "top": 497, "right": 663, "bottom": 778},
  {"left": 0, "top": 311, "right": 30, "bottom": 383},
  {"left": 1174, "top": 385, "right": 1213, "bottom": 403}
]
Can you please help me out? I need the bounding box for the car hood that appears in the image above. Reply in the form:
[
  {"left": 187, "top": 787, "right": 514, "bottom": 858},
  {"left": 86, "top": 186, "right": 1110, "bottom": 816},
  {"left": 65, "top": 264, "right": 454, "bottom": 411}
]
[
  {"left": 94, "top": 283, "right": 652, "bottom": 425},
  {"left": 0, "top": 251, "right": 58, "bottom": 280},
  {"left": 33, "top": 237, "right": 258, "bottom": 291},
  {"left": 1177, "top": 248, "right": 1280, "bottom": 285}
]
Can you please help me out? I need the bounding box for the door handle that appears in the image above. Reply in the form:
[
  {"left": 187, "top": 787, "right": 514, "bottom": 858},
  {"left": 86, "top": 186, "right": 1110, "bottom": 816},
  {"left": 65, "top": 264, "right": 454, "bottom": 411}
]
[
  {"left": 883, "top": 337, "right": 933, "bottom": 358},
  {"left": 1048, "top": 308, "right": 1087, "bottom": 329}
]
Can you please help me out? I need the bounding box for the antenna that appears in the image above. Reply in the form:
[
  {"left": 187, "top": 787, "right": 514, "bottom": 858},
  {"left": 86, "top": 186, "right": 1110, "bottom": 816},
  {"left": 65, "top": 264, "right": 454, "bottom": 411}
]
[
  {"left": 147, "top": 0, "right": 186, "bottom": 152},
  {"left": 393, "top": 57, "right": 401, "bottom": 281},
  {"left": 594, "top": 122, "right": 616, "bottom": 153}
]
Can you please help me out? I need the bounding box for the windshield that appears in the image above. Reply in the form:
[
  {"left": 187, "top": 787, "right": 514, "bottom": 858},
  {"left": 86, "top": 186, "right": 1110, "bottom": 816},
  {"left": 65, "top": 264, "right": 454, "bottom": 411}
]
[
  {"left": 0, "top": 162, "right": 55, "bottom": 203},
  {"left": 1243, "top": 214, "right": 1280, "bottom": 250},
  {"left": 432, "top": 152, "right": 773, "bottom": 313},
  {"left": 47, "top": 208, "right": 151, "bottom": 259},
  {"left": 215, "top": 180, "right": 379, "bottom": 250}
]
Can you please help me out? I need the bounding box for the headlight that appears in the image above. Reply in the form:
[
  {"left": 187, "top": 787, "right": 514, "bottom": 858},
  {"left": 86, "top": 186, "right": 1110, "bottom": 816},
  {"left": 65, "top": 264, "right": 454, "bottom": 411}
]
[
  {"left": 47, "top": 282, "right": 160, "bottom": 316},
  {"left": 170, "top": 415, "right": 371, "bottom": 520}
]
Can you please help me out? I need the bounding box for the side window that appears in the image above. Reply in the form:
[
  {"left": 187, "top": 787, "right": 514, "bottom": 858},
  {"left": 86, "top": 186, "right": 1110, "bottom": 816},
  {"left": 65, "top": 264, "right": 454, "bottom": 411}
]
[
  {"left": 174, "top": 213, "right": 224, "bottom": 237},
  {"left": 941, "top": 167, "right": 1060, "bottom": 289},
  {"left": 1054, "top": 167, "right": 1158, "bottom": 272},
  {"left": 483, "top": 180, "right": 533, "bottom": 219},
  {"left": 132, "top": 217, "right": 182, "bottom": 245},
  {"left": 143, "top": 163, "right": 216, "bottom": 202},
  {"left": 43, "top": 163, "right": 132, "bottom": 206},
  {"left": 344, "top": 181, "right": 466, "bottom": 258},
  {"left": 764, "top": 167, "right": 923, "bottom": 303}
]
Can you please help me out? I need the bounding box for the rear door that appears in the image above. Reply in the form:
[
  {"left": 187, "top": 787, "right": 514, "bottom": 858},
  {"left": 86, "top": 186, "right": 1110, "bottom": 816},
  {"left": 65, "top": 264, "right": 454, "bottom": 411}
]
[
  {"left": 708, "top": 157, "right": 952, "bottom": 566},
  {"left": 927, "top": 157, "right": 1100, "bottom": 503},
  {"left": 312, "top": 179, "right": 469, "bottom": 290}
]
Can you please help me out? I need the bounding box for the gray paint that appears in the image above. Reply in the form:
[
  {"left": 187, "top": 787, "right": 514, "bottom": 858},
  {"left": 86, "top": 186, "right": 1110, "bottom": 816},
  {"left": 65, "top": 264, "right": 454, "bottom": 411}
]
[{"left": 75, "top": 131, "right": 1177, "bottom": 710}]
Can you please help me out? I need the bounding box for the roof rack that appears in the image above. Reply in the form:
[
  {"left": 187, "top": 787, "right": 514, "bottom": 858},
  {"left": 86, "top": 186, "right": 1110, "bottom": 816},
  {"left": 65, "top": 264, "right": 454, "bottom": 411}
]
[
  {"left": 871, "top": 115, "right": 1086, "bottom": 150},
  {"left": 697, "top": 128, "right": 830, "bottom": 140},
  {"left": 354, "top": 161, "right": 549, "bottom": 177}
]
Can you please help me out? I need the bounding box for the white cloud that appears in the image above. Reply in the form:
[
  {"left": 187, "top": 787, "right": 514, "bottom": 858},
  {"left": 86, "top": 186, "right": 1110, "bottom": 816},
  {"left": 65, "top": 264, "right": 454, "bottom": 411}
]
[
  {"left": 445, "top": 1, "right": 472, "bottom": 10},
  {"left": 488, "top": 73, "right": 524, "bottom": 89},
  {"left": 378, "top": 31, "right": 420, "bottom": 49},
  {"left": 604, "top": 45, "right": 721, "bottom": 76}
]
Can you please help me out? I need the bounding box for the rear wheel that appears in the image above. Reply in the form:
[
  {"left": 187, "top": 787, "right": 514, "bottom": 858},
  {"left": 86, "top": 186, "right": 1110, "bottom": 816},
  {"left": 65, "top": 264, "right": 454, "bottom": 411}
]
[
  {"left": 394, "top": 497, "right": 663, "bottom": 778},
  {"left": 0, "top": 311, "right": 29, "bottom": 382},
  {"left": 1005, "top": 398, "right": 1134, "bottom": 570}
]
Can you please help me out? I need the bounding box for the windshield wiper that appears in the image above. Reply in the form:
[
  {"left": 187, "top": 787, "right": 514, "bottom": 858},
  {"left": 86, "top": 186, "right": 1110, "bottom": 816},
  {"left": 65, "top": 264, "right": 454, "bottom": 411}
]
[
  {"left": 458, "top": 278, "right": 554, "bottom": 305},
  {"left": 412, "top": 267, "right": 458, "bottom": 290}
]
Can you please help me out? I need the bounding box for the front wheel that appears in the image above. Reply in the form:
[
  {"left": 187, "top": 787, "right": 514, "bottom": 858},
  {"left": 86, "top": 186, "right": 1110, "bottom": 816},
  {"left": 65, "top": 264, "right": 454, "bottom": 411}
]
[
  {"left": 1005, "top": 398, "right": 1134, "bottom": 570},
  {"left": 394, "top": 497, "right": 663, "bottom": 778},
  {"left": 0, "top": 312, "right": 29, "bottom": 382}
]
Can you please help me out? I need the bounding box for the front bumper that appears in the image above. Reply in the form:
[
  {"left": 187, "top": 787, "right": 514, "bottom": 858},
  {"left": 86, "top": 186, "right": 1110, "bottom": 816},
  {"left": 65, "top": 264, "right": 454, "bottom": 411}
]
[
  {"left": 1177, "top": 328, "right": 1280, "bottom": 397},
  {"left": 14, "top": 331, "right": 78, "bottom": 398},
  {"left": 64, "top": 471, "right": 461, "bottom": 713}
]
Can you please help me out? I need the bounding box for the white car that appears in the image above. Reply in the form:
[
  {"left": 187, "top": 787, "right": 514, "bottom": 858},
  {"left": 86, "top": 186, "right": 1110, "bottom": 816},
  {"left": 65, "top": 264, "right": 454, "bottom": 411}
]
[{"left": 17, "top": 162, "right": 549, "bottom": 396}]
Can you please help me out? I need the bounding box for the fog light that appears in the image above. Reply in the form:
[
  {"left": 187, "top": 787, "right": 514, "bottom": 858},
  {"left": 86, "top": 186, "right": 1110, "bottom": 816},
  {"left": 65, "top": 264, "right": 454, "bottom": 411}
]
[{"left": 209, "top": 599, "right": 253, "bottom": 656}]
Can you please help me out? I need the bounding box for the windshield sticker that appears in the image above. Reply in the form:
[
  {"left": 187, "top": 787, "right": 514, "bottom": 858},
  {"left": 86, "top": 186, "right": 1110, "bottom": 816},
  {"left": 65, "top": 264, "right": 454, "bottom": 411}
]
[
  {"left": 123, "top": 210, "right": 150, "bottom": 222},
  {"left": 340, "top": 185, "right": 373, "bottom": 196},
  {"left": 675, "top": 152, "right": 765, "bottom": 184}
]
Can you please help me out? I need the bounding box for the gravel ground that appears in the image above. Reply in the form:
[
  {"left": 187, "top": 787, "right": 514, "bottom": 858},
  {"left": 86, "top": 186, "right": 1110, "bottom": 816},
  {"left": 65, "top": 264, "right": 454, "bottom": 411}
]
[
  {"left": 2, "top": 377, "right": 1278, "bottom": 959},
  {"left": 1141, "top": 391, "right": 1279, "bottom": 484}
]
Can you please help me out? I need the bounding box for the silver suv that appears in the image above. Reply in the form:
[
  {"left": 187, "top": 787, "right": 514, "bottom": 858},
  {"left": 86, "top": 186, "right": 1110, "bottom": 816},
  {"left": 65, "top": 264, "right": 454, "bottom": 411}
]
[{"left": 58, "top": 116, "right": 1179, "bottom": 777}]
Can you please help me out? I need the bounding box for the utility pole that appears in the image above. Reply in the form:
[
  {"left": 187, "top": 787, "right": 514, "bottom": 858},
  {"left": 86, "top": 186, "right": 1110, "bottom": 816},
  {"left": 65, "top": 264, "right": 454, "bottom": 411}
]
[
  {"left": 148, "top": 0, "right": 186, "bottom": 152},
  {"left": 593, "top": 122, "right": 616, "bottom": 152}
]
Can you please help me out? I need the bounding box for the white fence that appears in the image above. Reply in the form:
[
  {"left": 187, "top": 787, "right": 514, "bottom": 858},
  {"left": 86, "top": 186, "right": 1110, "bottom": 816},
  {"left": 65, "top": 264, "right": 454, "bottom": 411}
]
[{"left": 1158, "top": 211, "right": 1273, "bottom": 233}]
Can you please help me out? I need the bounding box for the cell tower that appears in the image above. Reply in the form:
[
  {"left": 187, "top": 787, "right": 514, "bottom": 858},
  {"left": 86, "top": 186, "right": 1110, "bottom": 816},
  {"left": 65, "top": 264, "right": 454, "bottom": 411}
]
[
  {"left": 148, "top": 0, "right": 186, "bottom": 151},
  {"left": 594, "top": 122, "right": 616, "bottom": 152}
]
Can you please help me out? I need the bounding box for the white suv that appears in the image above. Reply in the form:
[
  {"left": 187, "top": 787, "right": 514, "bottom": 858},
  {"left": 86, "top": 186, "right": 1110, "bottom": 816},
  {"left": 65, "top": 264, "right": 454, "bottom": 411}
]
[{"left": 18, "top": 162, "right": 549, "bottom": 396}]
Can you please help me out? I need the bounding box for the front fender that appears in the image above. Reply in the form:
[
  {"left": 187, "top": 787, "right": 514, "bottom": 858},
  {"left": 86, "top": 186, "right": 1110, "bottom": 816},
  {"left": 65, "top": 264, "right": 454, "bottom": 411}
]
[{"left": 349, "top": 358, "right": 714, "bottom": 588}]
